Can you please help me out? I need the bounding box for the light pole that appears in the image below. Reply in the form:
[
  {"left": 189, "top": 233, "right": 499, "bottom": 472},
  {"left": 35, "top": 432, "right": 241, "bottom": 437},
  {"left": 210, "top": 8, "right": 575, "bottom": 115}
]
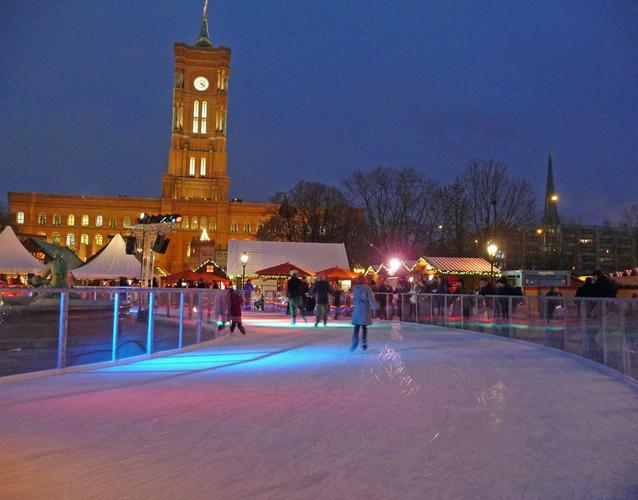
[
  {"left": 240, "top": 252, "right": 248, "bottom": 290},
  {"left": 487, "top": 242, "right": 498, "bottom": 282}
]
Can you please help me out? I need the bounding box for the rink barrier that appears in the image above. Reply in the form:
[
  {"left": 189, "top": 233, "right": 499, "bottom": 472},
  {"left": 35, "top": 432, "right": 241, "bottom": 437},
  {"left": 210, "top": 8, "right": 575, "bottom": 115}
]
[
  {"left": 0, "top": 287, "right": 226, "bottom": 378},
  {"left": 0, "top": 288, "right": 636, "bottom": 380}
]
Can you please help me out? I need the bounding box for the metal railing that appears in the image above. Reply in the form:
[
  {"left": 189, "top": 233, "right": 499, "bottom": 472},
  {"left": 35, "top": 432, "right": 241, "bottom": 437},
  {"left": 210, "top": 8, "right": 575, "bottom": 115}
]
[
  {"left": 1, "top": 288, "right": 636, "bottom": 380},
  {"left": 368, "top": 292, "right": 638, "bottom": 380},
  {"left": 0, "top": 287, "right": 225, "bottom": 377}
]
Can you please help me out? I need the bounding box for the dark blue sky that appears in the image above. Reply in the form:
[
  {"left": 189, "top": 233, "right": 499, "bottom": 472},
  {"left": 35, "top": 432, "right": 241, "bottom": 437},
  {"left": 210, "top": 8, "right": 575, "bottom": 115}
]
[{"left": 1, "top": 0, "right": 636, "bottom": 223}]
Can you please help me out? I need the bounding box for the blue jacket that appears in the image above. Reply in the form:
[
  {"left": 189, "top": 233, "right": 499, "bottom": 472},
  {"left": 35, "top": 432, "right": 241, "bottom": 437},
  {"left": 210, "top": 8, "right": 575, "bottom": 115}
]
[{"left": 351, "top": 284, "right": 378, "bottom": 325}]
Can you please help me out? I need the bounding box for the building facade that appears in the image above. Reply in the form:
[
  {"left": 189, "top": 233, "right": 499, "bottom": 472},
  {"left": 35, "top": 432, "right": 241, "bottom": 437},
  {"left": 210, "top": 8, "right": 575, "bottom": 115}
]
[{"left": 8, "top": 13, "right": 274, "bottom": 274}]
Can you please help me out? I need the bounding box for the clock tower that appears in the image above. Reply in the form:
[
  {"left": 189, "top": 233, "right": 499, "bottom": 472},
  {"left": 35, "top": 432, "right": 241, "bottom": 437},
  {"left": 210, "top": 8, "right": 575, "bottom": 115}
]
[{"left": 161, "top": 10, "right": 230, "bottom": 203}]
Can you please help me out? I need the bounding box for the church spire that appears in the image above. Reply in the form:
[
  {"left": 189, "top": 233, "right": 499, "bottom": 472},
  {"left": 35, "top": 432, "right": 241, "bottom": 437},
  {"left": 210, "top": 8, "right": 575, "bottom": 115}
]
[
  {"left": 542, "top": 153, "right": 560, "bottom": 225},
  {"left": 194, "top": 0, "right": 213, "bottom": 48}
]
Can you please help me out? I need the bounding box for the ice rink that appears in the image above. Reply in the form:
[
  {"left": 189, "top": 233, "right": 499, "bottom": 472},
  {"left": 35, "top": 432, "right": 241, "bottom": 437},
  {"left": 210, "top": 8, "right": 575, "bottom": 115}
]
[{"left": 1, "top": 313, "right": 637, "bottom": 499}]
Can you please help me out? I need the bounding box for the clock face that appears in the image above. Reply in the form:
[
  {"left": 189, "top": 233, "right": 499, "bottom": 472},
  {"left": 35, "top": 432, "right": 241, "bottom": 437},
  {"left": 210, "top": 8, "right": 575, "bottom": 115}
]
[{"left": 194, "top": 76, "right": 209, "bottom": 91}]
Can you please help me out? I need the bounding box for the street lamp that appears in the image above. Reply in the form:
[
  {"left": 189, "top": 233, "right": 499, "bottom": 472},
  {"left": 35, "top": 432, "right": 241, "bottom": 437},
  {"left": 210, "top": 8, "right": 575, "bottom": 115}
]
[
  {"left": 240, "top": 252, "right": 248, "bottom": 289},
  {"left": 487, "top": 242, "right": 498, "bottom": 282}
]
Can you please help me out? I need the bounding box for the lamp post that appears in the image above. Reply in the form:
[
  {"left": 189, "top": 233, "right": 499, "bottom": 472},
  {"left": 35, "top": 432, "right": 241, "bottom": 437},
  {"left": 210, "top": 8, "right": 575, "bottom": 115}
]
[
  {"left": 487, "top": 242, "right": 498, "bottom": 282},
  {"left": 240, "top": 252, "right": 248, "bottom": 290}
]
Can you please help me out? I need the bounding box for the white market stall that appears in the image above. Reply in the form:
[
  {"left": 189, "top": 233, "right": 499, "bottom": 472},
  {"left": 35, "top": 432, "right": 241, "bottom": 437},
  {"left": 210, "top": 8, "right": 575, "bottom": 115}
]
[
  {"left": 72, "top": 234, "right": 141, "bottom": 280},
  {"left": 0, "top": 225, "right": 46, "bottom": 274}
]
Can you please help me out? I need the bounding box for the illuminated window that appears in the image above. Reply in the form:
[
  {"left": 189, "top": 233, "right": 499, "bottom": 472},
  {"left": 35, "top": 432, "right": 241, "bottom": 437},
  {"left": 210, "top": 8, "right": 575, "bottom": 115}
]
[
  {"left": 123, "top": 216, "right": 131, "bottom": 228},
  {"left": 96, "top": 215, "right": 103, "bottom": 227},
  {"left": 230, "top": 222, "right": 238, "bottom": 233},
  {"left": 193, "top": 100, "right": 199, "bottom": 133},
  {"left": 209, "top": 218, "right": 217, "bottom": 231},
  {"left": 109, "top": 216, "right": 117, "bottom": 228},
  {"left": 182, "top": 216, "right": 189, "bottom": 230},
  {"left": 192, "top": 216, "right": 199, "bottom": 230},
  {"left": 186, "top": 242, "right": 191, "bottom": 258},
  {"left": 16, "top": 211, "right": 25, "bottom": 224},
  {"left": 80, "top": 233, "right": 89, "bottom": 245},
  {"left": 200, "top": 157, "right": 207, "bottom": 177},
  {"left": 189, "top": 157, "right": 196, "bottom": 176},
  {"left": 257, "top": 223, "right": 264, "bottom": 233},
  {"left": 201, "top": 216, "right": 208, "bottom": 229},
  {"left": 217, "top": 68, "right": 229, "bottom": 91},
  {"left": 215, "top": 108, "right": 226, "bottom": 132},
  {"left": 201, "top": 101, "right": 207, "bottom": 134},
  {"left": 66, "top": 233, "right": 75, "bottom": 248},
  {"left": 243, "top": 222, "right": 251, "bottom": 233},
  {"left": 67, "top": 214, "right": 75, "bottom": 226},
  {"left": 94, "top": 234, "right": 103, "bottom": 246},
  {"left": 53, "top": 214, "right": 61, "bottom": 226},
  {"left": 38, "top": 213, "right": 47, "bottom": 225},
  {"left": 52, "top": 233, "right": 61, "bottom": 245},
  {"left": 81, "top": 215, "right": 89, "bottom": 226}
]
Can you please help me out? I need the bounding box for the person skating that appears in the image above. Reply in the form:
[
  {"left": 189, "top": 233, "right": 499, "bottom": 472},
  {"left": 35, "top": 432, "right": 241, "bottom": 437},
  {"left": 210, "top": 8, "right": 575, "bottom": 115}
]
[
  {"left": 311, "top": 274, "right": 331, "bottom": 327},
  {"left": 286, "top": 269, "right": 307, "bottom": 325},
  {"left": 228, "top": 286, "right": 246, "bottom": 334},
  {"left": 350, "top": 275, "right": 378, "bottom": 351}
]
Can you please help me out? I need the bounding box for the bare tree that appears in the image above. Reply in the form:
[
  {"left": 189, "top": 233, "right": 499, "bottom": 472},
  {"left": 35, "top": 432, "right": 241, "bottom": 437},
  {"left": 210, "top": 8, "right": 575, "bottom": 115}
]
[
  {"left": 257, "top": 181, "right": 366, "bottom": 262},
  {"left": 461, "top": 159, "right": 536, "bottom": 251},
  {"left": 0, "top": 201, "right": 9, "bottom": 230},
  {"left": 345, "top": 166, "right": 440, "bottom": 258}
]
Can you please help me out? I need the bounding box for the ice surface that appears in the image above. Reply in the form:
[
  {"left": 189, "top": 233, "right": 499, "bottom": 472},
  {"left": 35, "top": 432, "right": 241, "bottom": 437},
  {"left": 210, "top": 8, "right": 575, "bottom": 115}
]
[{"left": 1, "top": 313, "right": 637, "bottom": 499}]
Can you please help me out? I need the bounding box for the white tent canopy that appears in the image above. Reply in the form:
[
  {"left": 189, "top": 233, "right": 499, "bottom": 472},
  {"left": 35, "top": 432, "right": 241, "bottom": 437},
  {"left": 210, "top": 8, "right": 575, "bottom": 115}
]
[
  {"left": 0, "top": 225, "right": 46, "bottom": 274},
  {"left": 72, "top": 234, "right": 141, "bottom": 280},
  {"left": 227, "top": 240, "right": 349, "bottom": 277}
]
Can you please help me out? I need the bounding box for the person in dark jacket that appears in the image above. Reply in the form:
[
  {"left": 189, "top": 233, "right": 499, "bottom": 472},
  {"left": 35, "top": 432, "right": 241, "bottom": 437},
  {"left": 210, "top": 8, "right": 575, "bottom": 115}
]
[
  {"left": 332, "top": 285, "right": 342, "bottom": 319},
  {"left": 495, "top": 277, "right": 516, "bottom": 318},
  {"left": 545, "top": 286, "right": 563, "bottom": 320},
  {"left": 376, "top": 277, "right": 392, "bottom": 319},
  {"left": 592, "top": 270, "right": 618, "bottom": 298},
  {"left": 286, "top": 270, "right": 307, "bottom": 325},
  {"left": 228, "top": 287, "right": 246, "bottom": 334},
  {"left": 311, "top": 275, "right": 332, "bottom": 327}
]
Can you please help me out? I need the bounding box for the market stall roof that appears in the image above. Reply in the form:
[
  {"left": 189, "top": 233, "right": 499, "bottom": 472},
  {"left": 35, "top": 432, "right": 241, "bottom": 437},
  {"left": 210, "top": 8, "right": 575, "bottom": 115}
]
[
  {"left": 255, "top": 262, "right": 315, "bottom": 278},
  {"left": 164, "top": 270, "right": 230, "bottom": 285},
  {"left": 71, "top": 234, "right": 142, "bottom": 280},
  {"left": 422, "top": 256, "right": 499, "bottom": 275},
  {"left": 227, "top": 240, "right": 349, "bottom": 277},
  {"left": 0, "top": 226, "right": 46, "bottom": 274},
  {"left": 315, "top": 266, "right": 356, "bottom": 280}
]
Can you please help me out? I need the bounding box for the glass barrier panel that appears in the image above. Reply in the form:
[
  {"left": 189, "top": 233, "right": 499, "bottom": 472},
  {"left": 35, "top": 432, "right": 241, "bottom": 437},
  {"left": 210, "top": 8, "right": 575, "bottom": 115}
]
[
  {"left": 115, "top": 289, "right": 148, "bottom": 360},
  {"left": 66, "top": 289, "right": 116, "bottom": 367},
  {"left": 0, "top": 289, "right": 60, "bottom": 376},
  {"left": 152, "top": 290, "right": 182, "bottom": 353},
  {"left": 623, "top": 301, "right": 638, "bottom": 379},
  {"left": 601, "top": 300, "right": 624, "bottom": 373}
]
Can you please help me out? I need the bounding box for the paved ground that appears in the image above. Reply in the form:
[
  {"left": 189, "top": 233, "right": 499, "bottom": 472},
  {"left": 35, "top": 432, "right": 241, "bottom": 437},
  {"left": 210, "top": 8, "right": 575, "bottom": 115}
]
[{"left": 1, "top": 313, "right": 637, "bottom": 500}]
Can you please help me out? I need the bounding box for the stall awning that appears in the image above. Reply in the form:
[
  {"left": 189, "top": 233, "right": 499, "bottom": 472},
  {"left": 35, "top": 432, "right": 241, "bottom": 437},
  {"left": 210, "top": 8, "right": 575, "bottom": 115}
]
[{"left": 422, "top": 256, "right": 499, "bottom": 275}]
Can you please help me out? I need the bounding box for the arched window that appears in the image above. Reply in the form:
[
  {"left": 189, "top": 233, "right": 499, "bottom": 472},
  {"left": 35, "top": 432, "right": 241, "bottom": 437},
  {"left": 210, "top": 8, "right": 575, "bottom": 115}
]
[
  {"left": 230, "top": 222, "right": 238, "bottom": 233},
  {"left": 38, "top": 213, "right": 47, "bottom": 225},
  {"left": 201, "top": 216, "right": 208, "bottom": 229},
  {"left": 109, "top": 216, "right": 117, "bottom": 228},
  {"left": 123, "top": 216, "right": 131, "bottom": 227},
  {"left": 200, "top": 158, "right": 207, "bottom": 177},
  {"left": 182, "top": 216, "right": 189, "bottom": 230},
  {"left": 15, "top": 212, "right": 25, "bottom": 224},
  {"left": 66, "top": 233, "right": 75, "bottom": 248},
  {"left": 52, "top": 233, "right": 61, "bottom": 245},
  {"left": 80, "top": 233, "right": 89, "bottom": 245},
  {"left": 94, "top": 234, "right": 103, "bottom": 246},
  {"left": 67, "top": 214, "right": 75, "bottom": 226},
  {"left": 193, "top": 100, "right": 199, "bottom": 133},
  {"left": 192, "top": 216, "right": 199, "bottom": 230},
  {"left": 96, "top": 215, "right": 103, "bottom": 227},
  {"left": 81, "top": 215, "right": 89, "bottom": 226},
  {"left": 201, "top": 101, "right": 207, "bottom": 134},
  {"left": 243, "top": 222, "right": 251, "bottom": 233},
  {"left": 189, "top": 157, "right": 196, "bottom": 176},
  {"left": 217, "top": 68, "right": 229, "bottom": 91},
  {"left": 209, "top": 218, "right": 217, "bottom": 231},
  {"left": 186, "top": 242, "right": 191, "bottom": 258},
  {"left": 53, "top": 214, "right": 61, "bottom": 226}
]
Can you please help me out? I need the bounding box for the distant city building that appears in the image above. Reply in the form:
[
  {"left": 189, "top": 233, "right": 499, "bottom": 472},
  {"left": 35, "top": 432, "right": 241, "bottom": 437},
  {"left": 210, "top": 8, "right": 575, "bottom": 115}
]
[
  {"left": 8, "top": 9, "right": 274, "bottom": 273},
  {"left": 503, "top": 155, "right": 638, "bottom": 274}
]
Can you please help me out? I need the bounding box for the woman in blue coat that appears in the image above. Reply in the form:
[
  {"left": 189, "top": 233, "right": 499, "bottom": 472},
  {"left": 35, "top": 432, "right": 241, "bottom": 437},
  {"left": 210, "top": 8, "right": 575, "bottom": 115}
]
[{"left": 350, "top": 276, "right": 378, "bottom": 351}]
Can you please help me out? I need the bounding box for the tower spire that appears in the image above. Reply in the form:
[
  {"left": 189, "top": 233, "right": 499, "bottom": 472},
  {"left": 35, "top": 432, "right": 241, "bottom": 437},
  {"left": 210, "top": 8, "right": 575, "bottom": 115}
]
[
  {"left": 542, "top": 152, "right": 560, "bottom": 225},
  {"left": 194, "top": 0, "right": 213, "bottom": 48}
]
